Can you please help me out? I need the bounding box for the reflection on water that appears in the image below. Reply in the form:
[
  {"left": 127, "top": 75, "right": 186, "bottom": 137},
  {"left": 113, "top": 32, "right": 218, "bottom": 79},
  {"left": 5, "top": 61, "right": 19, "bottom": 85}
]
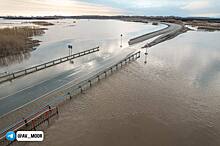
[
  {"left": 0, "top": 52, "right": 30, "bottom": 67},
  {"left": 149, "top": 31, "right": 220, "bottom": 90},
  {"left": 28, "top": 31, "right": 220, "bottom": 146},
  {"left": 0, "top": 19, "right": 164, "bottom": 97},
  {"left": 0, "top": 26, "right": 45, "bottom": 67},
  {"left": 0, "top": 19, "right": 164, "bottom": 72}
]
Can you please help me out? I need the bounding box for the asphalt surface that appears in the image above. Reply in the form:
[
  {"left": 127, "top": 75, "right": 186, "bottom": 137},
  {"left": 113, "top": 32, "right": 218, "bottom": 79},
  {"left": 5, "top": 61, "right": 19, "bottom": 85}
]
[
  {"left": 129, "top": 23, "right": 183, "bottom": 45},
  {"left": 0, "top": 22, "right": 183, "bottom": 130}
]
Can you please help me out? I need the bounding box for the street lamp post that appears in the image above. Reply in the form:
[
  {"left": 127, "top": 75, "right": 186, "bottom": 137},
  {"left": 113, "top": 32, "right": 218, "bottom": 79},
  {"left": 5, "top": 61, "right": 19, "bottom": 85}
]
[{"left": 120, "top": 34, "right": 123, "bottom": 48}]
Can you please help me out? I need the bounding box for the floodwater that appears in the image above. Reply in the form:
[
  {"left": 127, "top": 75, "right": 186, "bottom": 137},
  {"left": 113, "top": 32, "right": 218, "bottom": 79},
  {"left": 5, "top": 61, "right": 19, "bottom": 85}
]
[
  {"left": 29, "top": 31, "right": 220, "bottom": 146},
  {"left": 0, "top": 19, "right": 165, "bottom": 97},
  {"left": 0, "top": 19, "right": 164, "bottom": 70}
]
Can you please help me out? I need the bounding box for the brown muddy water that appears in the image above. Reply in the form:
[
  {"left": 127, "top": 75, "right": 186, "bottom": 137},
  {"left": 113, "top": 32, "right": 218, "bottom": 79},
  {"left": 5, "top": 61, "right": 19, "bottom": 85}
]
[{"left": 28, "top": 31, "right": 220, "bottom": 146}]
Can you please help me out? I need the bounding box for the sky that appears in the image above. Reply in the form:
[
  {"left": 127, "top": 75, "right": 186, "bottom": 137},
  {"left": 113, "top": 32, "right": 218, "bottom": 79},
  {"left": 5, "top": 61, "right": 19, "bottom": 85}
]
[{"left": 0, "top": 0, "right": 220, "bottom": 17}]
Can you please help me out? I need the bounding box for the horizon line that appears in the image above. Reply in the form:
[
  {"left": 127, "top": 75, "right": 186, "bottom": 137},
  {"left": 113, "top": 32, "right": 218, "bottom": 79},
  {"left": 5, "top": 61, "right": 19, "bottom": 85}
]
[{"left": 0, "top": 15, "right": 220, "bottom": 19}]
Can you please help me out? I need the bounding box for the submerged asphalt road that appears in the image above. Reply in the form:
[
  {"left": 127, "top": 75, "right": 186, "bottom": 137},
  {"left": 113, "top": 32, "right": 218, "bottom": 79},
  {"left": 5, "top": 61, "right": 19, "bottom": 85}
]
[{"left": 0, "top": 22, "right": 183, "bottom": 126}]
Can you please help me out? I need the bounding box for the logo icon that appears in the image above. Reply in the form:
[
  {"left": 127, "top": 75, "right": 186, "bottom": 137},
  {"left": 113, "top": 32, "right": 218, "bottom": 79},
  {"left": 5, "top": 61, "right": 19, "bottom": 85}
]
[{"left": 6, "top": 131, "right": 16, "bottom": 141}]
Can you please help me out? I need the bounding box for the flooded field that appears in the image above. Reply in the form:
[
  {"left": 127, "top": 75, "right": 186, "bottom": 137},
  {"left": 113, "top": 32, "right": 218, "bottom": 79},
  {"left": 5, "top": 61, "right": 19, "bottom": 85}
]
[
  {"left": 28, "top": 31, "right": 220, "bottom": 146},
  {"left": 0, "top": 19, "right": 164, "bottom": 98},
  {"left": 1, "top": 18, "right": 220, "bottom": 146},
  {"left": 0, "top": 19, "right": 163, "bottom": 70}
]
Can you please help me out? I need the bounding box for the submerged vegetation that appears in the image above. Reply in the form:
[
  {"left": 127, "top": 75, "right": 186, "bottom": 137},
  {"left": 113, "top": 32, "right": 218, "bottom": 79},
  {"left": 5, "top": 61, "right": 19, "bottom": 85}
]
[
  {"left": 0, "top": 26, "right": 45, "bottom": 66},
  {"left": 21, "top": 21, "right": 54, "bottom": 26},
  {"left": 31, "top": 21, "right": 54, "bottom": 26}
]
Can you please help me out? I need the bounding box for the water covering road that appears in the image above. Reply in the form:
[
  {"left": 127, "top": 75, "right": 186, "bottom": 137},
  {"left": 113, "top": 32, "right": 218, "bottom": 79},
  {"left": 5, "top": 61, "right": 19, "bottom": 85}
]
[{"left": 0, "top": 21, "right": 182, "bottom": 130}]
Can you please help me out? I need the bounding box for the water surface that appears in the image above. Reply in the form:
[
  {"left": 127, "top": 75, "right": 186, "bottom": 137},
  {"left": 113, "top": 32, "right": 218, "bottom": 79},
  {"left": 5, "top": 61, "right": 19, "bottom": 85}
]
[
  {"left": 28, "top": 31, "right": 220, "bottom": 146},
  {"left": 0, "top": 19, "right": 164, "bottom": 98}
]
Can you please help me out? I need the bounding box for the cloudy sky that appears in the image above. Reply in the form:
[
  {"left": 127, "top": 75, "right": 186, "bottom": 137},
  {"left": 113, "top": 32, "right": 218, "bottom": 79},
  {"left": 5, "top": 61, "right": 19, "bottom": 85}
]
[{"left": 0, "top": 0, "right": 220, "bottom": 17}]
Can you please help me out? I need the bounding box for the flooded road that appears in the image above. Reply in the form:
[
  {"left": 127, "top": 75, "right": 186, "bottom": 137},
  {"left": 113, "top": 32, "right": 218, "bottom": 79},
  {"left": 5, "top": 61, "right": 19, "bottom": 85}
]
[
  {"left": 29, "top": 31, "right": 220, "bottom": 146},
  {"left": 0, "top": 19, "right": 166, "bottom": 130},
  {"left": 0, "top": 19, "right": 164, "bottom": 98}
]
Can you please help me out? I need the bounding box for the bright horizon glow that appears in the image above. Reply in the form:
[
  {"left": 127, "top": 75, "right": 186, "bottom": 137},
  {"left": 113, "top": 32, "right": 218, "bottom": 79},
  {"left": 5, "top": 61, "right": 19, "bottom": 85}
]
[
  {"left": 0, "top": 0, "right": 220, "bottom": 17},
  {"left": 0, "top": 0, "right": 124, "bottom": 16}
]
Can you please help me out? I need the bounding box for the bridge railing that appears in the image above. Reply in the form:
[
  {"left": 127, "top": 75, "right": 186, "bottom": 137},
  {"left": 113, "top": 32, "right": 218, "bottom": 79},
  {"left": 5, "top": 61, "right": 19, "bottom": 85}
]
[
  {"left": 0, "top": 51, "right": 141, "bottom": 146},
  {"left": 63, "top": 51, "right": 141, "bottom": 97},
  {"left": 0, "top": 47, "right": 100, "bottom": 84},
  {"left": 0, "top": 105, "right": 58, "bottom": 146}
]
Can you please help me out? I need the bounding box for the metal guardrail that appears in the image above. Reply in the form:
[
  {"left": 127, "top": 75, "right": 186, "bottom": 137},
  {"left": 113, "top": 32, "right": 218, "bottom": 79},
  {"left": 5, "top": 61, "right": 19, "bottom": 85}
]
[
  {"left": 0, "top": 47, "right": 100, "bottom": 84},
  {"left": 0, "top": 105, "right": 58, "bottom": 146},
  {"left": 64, "top": 51, "right": 141, "bottom": 97},
  {"left": 0, "top": 51, "right": 141, "bottom": 146}
]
